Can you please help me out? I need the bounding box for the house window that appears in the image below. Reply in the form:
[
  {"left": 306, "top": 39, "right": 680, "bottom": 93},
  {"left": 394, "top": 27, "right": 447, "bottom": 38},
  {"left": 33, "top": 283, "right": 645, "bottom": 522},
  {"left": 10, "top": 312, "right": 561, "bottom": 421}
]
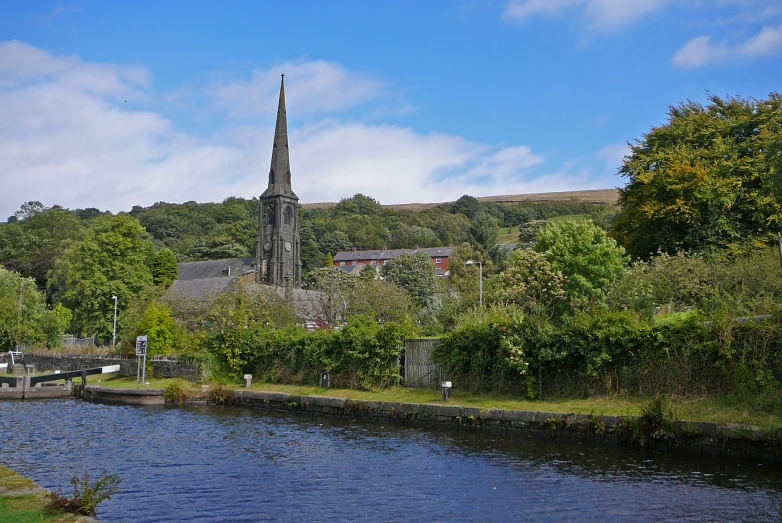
[
  {"left": 435, "top": 258, "right": 441, "bottom": 264},
  {"left": 340, "top": 261, "right": 345, "bottom": 266},
  {"left": 352, "top": 260, "right": 357, "bottom": 265},
  {"left": 371, "top": 260, "right": 376, "bottom": 265}
]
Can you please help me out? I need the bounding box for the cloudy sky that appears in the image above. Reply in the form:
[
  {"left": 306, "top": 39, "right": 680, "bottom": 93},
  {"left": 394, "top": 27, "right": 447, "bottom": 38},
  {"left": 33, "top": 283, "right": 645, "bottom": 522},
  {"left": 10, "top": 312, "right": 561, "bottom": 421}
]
[{"left": 1, "top": 1, "right": 781, "bottom": 218}]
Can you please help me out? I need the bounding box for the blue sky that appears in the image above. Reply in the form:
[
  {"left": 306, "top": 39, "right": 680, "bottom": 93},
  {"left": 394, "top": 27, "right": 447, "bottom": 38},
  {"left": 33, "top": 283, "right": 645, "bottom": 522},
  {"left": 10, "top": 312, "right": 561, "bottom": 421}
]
[{"left": 1, "top": 0, "right": 781, "bottom": 218}]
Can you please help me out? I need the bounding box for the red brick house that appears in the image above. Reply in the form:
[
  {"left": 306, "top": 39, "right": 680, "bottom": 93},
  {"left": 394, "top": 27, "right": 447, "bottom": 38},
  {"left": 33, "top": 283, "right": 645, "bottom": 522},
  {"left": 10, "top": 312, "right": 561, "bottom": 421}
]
[{"left": 333, "top": 245, "right": 452, "bottom": 276}]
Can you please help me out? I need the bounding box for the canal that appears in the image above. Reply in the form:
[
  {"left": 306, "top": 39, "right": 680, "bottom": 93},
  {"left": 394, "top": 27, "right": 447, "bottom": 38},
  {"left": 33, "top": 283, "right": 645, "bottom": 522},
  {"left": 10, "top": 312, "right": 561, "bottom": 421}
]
[{"left": 1, "top": 399, "right": 781, "bottom": 522}]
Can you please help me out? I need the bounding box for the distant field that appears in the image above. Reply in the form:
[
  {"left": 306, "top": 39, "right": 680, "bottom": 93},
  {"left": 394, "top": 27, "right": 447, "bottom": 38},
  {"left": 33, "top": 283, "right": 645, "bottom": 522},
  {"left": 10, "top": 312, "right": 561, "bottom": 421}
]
[{"left": 302, "top": 188, "right": 620, "bottom": 211}]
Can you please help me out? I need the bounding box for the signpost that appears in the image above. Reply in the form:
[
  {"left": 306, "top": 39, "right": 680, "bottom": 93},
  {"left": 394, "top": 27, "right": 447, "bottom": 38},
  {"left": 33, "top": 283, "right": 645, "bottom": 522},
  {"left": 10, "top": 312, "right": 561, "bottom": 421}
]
[{"left": 135, "top": 335, "right": 147, "bottom": 384}]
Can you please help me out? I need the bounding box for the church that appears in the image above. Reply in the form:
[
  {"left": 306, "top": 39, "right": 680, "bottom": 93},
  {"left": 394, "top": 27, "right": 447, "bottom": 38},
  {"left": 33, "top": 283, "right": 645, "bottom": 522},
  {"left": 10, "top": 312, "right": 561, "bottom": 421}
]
[
  {"left": 168, "top": 76, "right": 307, "bottom": 302},
  {"left": 256, "top": 75, "right": 302, "bottom": 287}
]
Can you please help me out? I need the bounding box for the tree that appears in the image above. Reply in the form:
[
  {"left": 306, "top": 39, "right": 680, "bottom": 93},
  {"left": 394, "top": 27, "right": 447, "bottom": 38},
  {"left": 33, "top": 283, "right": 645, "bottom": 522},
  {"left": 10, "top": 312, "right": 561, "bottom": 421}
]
[
  {"left": 135, "top": 301, "right": 178, "bottom": 355},
  {"left": 152, "top": 248, "right": 178, "bottom": 287},
  {"left": 0, "top": 266, "right": 56, "bottom": 350},
  {"left": 535, "top": 219, "right": 628, "bottom": 305},
  {"left": 344, "top": 278, "right": 415, "bottom": 325},
  {"left": 518, "top": 219, "right": 547, "bottom": 247},
  {"left": 468, "top": 211, "right": 499, "bottom": 254},
  {"left": 614, "top": 93, "right": 782, "bottom": 258},
  {"left": 381, "top": 252, "right": 438, "bottom": 308},
  {"left": 488, "top": 249, "right": 568, "bottom": 320},
  {"left": 304, "top": 266, "right": 354, "bottom": 325},
  {"left": 320, "top": 231, "right": 352, "bottom": 255},
  {"left": 184, "top": 237, "right": 249, "bottom": 260},
  {"left": 0, "top": 204, "right": 85, "bottom": 288},
  {"left": 49, "top": 215, "right": 156, "bottom": 339}
]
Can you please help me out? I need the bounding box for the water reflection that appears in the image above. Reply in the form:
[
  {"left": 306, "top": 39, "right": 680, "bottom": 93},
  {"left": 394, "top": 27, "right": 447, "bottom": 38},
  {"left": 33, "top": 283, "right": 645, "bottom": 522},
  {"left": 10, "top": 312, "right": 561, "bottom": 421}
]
[{"left": 1, "top": 400, "right": 780, "bottom": 522}]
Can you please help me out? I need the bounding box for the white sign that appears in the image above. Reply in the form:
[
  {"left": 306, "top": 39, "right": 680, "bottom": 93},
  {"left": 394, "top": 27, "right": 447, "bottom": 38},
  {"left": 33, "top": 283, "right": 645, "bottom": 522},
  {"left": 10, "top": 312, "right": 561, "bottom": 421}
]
[{"left": 135, "top": 335, "right": 148, "bottom": 356}]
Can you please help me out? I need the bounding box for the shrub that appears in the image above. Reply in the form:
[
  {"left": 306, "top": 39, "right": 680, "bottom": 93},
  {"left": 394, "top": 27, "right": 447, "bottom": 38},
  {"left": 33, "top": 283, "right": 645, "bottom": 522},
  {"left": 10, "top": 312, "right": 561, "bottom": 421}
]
[{"left": 47, "top": 471, "right": 122, "bottom": 517}]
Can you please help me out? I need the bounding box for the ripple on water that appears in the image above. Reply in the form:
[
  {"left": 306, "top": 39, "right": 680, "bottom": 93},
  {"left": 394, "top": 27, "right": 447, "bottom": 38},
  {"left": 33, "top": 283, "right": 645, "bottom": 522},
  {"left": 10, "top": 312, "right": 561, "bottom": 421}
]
[{"left": 0, "top": 400, "right": 781, "bottom": 523}]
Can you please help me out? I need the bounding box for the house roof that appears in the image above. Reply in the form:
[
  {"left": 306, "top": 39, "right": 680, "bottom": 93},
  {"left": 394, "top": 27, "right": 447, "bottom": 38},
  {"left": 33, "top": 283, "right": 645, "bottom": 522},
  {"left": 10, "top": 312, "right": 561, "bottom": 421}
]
[
  {"left": 333, "top": 246, "right": 452, "bottom": 262},
  {"left": 165, "top": 277, "right": 326, "bottom": 322},
  {"left": 166, "top": 276, "right": 235, "bottom": 301},
  {"left": 177, "top": 257, "right": 255, "bottom": 280}
]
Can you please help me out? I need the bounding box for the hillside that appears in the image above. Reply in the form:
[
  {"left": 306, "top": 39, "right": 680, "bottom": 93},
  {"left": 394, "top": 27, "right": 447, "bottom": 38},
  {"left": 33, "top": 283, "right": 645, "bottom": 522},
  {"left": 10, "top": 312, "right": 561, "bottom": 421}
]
[{"left": 302, "top": 188, "right": 619, "bottom": 210}]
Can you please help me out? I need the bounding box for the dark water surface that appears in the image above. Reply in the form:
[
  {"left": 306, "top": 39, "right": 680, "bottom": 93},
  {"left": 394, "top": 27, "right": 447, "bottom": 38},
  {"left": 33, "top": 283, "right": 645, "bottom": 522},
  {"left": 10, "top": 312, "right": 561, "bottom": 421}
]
[{"left": 1, "top": 400, "right": 781, "bottom": 522}]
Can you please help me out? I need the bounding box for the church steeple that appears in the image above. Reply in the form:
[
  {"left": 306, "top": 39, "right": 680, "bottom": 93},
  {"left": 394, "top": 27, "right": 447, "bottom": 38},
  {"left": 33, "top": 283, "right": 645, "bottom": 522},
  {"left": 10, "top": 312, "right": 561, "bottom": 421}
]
[
  {"left": 262, "top": 74, "right": 298, "bottom": 200},
  {"left": 256, "top": 74, "right": 302, "bottom": 287}
]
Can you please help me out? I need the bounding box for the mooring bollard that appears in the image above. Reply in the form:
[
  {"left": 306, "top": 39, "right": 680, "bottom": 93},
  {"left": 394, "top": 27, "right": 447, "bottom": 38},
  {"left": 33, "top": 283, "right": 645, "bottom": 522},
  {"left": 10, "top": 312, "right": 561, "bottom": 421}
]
[
  {"left": 441, "top": 381, "right": 452, "bottom": 402},
  {"left": 243, "top": 374, "right": 252, "bottom": 388},
  {"left": 320, "top": 370, "right": 330, "bottom": 388}
]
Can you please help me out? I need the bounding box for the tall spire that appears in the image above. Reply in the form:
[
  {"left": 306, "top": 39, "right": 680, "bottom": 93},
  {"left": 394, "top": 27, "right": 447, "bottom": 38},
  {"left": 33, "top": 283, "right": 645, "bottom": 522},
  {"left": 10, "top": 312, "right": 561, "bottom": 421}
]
[{"left": 262, "top": 74, "right": 298, "bottom": 199}]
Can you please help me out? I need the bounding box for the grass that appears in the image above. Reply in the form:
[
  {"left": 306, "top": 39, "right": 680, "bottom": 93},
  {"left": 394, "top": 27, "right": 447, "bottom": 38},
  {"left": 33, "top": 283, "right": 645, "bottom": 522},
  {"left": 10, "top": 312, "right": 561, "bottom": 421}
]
[
  {"left": 498, "top": 226, "right": 519, "bottom": 244},
  {"left": 654, "top": 310, "right": 697, "bottom": 325},
  {"left": 547, "top": 214, "right": 590, "bottom": 223},
  {"left": 91, "top": 375, "right": 782, "bottom": 430},
  {"left": 0, "top": 465, "right": 79, "bottom": 523}
]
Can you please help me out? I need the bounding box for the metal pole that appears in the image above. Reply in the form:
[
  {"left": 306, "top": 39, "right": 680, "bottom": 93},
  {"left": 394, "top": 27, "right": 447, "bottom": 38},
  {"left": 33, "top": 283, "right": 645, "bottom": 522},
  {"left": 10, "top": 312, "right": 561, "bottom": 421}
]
[
  {"left": 777, "top": 232, "right": 782, "bottom": 270},
  {"left": 112, "top": 296, "right": 118, "bottom": 351},
  {"left": 142, "top": 352, "right": 146, "bottom": 384},
  {"left": 478, "top": 262, "right": 483, "bottom": 308},
  {"left": 137, "top": 355, "right": 141, "bottom": 384}
]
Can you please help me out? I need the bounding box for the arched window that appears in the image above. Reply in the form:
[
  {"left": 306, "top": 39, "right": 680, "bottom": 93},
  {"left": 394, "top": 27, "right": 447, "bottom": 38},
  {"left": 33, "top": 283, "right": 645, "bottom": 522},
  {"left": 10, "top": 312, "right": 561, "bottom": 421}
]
[
  {"left": 264, "top": 204, "right": 275, "bottom": 226},
  {"left": 284, "top": 205, "right": 293, "bottom": 226}
]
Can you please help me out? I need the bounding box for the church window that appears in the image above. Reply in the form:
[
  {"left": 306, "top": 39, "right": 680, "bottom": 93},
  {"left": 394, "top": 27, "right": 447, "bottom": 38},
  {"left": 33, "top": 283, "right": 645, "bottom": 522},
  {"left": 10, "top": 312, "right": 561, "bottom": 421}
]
[
  {"left": 284, "top": 205, "right": 293, "bottom": 226},
  {"left": 264, "top": 205, "right": 275, "bottom": 226}
]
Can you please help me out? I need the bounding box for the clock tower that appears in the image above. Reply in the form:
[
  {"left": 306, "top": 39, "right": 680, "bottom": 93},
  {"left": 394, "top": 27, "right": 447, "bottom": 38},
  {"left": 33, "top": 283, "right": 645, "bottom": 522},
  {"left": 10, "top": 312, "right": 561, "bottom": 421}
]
[{"left": 256, "top": 75, "right": 301, "bottom": 286}]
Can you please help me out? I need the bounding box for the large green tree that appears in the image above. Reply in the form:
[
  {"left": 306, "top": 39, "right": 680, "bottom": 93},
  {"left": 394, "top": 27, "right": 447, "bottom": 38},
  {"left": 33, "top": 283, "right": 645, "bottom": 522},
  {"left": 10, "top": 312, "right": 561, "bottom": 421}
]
[
  {"left": 152, "top": 248, "right": 178, "bottom": 287},
  {"left": 536, "top": 219, "right": 627, "bottom": 305},
  {"left": 0, "top": 266, "right": 58, "bottom": 350},
  {"left": 614, "top": 93, "right": 782, "bottom": 258},
  {"left": 381, "top": 252, "right": 438, "bottom": 308},
  {"left": 49, "top": 214, "right": 156, "bottom": 339},
  {"left": 0, "top": 203, "right": 85, "bottom": 288}
]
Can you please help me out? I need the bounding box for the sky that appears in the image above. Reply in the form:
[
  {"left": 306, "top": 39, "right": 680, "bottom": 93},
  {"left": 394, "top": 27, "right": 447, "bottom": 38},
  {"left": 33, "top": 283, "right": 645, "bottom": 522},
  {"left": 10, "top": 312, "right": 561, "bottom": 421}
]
[{"left": 1, "top": 0, "right": 781, "bottom": 219}]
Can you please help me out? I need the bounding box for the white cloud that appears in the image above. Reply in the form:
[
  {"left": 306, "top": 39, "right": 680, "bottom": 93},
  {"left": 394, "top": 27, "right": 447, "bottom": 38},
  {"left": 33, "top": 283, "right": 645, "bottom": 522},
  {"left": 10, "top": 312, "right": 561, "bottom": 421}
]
[
  {"left": 210, "top": 60, "right": 386, "bottom": 118},
  {"left": 503, "top": 0, "right": 668, "bottom": 31},
  {"left": 598, "top": 142, "right": 630, "bottom": 169},
  {"left": 0, "top": 41, "right": 603, "bottom": 219},
  {"left": 673, "top": 24, "right": 782, "bottom": 68}
]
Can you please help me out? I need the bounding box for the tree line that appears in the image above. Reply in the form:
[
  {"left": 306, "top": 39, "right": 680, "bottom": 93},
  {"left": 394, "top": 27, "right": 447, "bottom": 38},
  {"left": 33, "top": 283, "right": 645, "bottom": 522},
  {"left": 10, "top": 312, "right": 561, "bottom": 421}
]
[{"left": 1, "top": 92, "right": 781, "bottom": 408}]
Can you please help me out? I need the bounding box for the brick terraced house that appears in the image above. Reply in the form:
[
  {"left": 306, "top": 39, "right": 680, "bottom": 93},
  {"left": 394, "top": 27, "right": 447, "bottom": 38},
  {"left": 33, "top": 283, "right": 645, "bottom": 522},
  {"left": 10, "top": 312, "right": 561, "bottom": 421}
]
[{"left": 333, "top": 246, "right": 452, "bottom": 276}]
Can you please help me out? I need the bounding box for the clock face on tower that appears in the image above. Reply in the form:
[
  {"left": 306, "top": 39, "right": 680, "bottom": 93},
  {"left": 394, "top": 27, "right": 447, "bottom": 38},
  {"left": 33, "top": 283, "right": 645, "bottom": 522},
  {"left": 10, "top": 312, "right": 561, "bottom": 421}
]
[{"left": 284, "top": 241, "right": 292, "bottom": 252}]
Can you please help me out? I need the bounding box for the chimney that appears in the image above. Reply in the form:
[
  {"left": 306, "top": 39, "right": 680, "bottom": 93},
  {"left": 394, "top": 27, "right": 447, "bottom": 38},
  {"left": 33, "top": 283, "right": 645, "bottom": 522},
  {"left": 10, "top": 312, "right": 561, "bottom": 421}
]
[
  {"left": 352, "top": 246, "right": 357, "bottom": 252},
  {"left": 414, "top": 244, "right": 419, "bottom": 251}
]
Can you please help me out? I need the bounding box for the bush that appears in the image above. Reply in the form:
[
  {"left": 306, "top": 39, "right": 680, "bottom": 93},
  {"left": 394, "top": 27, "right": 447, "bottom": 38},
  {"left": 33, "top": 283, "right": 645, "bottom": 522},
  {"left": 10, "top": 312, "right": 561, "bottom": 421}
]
[
  {"left": 434, "top": 308, "right": 782, "bottom": 398},
  {"left": 47, "top": 471, "right": 122, "bottom": 517},
  {"left": 205, "top": 315, "right": 413, "bottom": 390}
]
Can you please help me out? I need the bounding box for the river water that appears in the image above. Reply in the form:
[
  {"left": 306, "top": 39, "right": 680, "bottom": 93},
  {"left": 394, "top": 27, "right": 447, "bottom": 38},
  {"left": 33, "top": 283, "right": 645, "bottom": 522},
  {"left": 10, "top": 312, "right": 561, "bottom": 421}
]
[{"left": 1, "top": 400, "right": 781, "bottom": 522}]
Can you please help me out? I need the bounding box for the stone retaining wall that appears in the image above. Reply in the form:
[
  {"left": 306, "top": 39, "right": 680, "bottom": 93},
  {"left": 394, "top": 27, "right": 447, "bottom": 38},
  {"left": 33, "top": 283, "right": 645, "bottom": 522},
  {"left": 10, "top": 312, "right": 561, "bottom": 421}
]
[
  {"left": 75, "top": 387, "right": 782, "bottom": 462},
  {"left": 225, "top": 390, "right": 782, "bottom": 463}
]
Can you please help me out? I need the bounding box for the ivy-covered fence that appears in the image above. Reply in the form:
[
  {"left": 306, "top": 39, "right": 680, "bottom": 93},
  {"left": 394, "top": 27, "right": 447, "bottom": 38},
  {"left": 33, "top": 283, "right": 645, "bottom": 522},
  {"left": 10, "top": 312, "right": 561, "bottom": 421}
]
[
  {"left": 433, "top": 312, "right": 782, "bottom": 400},
  {"left": 203, "top": 316, "right": 410, "bottom": 390}
]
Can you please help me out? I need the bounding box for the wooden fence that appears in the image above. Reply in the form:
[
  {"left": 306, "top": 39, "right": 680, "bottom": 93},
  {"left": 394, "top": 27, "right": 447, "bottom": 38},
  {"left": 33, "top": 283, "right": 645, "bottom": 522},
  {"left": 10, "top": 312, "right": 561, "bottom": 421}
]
[{"left": 404, "top": 338, "right": 448, "bottom": 388}]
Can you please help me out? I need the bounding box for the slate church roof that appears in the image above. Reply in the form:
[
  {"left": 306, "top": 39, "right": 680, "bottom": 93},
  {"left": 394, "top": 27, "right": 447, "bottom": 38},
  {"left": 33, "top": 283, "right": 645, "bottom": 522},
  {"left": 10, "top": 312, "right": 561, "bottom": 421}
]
[
  {"left": 166, "top": 257, "right": 254, "bottom": 301},
  {"left": 176, "top": 257, "right": 255, "bottom": 280}
]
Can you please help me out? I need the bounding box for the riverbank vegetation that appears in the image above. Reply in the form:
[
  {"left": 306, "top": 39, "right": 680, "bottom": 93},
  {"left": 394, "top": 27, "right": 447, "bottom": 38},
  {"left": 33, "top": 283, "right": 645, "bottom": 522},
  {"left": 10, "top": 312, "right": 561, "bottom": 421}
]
[
  {"left": 0, "top": 465, "right": 80, "bottom": 523},
  {"left": 2, "top": 93, "right": 782, "bottom": 430}
]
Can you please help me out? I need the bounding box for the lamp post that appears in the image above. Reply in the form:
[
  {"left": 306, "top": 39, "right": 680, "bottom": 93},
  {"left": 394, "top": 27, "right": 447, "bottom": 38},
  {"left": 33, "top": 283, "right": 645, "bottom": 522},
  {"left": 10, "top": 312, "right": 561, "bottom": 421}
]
[
  {"left": 111, "top": 295, "right": 118, "bottom": 350},
  {"left": 464, "top": 260, "right": 483, "bottom": 307}
]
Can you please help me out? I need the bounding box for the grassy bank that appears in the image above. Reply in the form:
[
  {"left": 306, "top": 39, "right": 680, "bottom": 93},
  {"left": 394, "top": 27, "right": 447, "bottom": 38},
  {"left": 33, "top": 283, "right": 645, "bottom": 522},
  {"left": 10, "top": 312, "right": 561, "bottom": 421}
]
[
  {"left": 0, "top": 465, "right": 84, "bottom": 523},
  {"left": 95, "top": 375, "right": 782, "bottom": 430}
]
